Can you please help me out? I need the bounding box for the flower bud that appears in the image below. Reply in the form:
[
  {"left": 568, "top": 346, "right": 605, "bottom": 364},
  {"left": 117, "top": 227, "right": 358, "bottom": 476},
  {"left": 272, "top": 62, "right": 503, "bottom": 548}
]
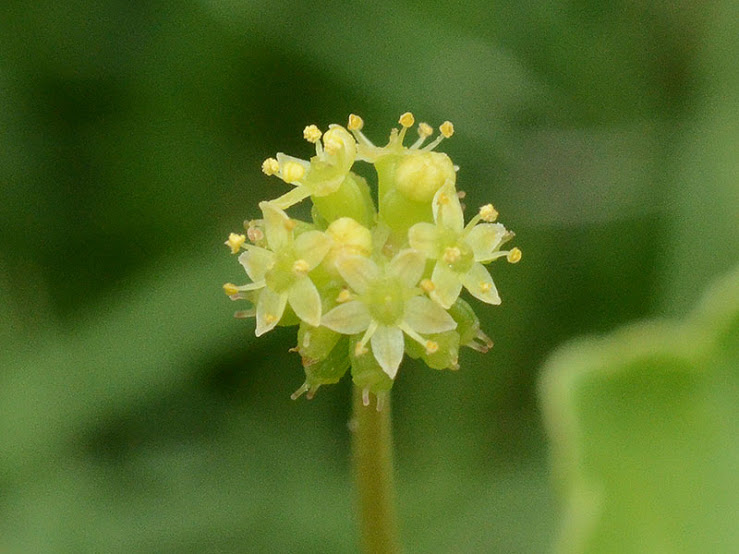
[{"left": 394, "top": 151, "right": 456, "bottom": 203}]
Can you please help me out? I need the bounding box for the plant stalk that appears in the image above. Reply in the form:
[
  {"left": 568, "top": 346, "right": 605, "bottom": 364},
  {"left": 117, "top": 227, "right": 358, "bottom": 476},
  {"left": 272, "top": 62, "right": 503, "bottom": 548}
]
[{"left": 351, "top": 385, "right": 402, "bottom": 554}]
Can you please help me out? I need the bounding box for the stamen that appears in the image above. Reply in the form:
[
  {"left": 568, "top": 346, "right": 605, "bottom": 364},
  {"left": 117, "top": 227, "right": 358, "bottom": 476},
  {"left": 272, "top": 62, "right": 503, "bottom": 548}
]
[
  {"left": 284, "top": 218, "right": 296, "bottom": 231},
  {"left": 375, "top": 391, "right": 386, "bottom": 412},
  {"left": 292, "top": 259, "right": 310, "bottom": 275},
  {"left": 398, "top": 112, "right": 415, "bottom": 128},
  {"left": 479, "top": 204, "right": 498, "bottom": 222},
  {"left": 234, "top": 309, "right": 256, "bottom": 319},
  {"left": 265, "top": 314, "right": 278, "bottom": 324},
  {"left": 303, "top": 124, "right": 322, "bottom": 143},
  {"left": 246, "top": 226, "right": 264, "bottom": 243},
  {"left": 425, "top": 340, "right": 439, "bottom": 354},
  {"left": 306, "top": 384, "right": 320, "bottom": 400},
  {"left": 261, "top": 157, "right": 279, "bottom": 176},
  {"left": 336, "top": 289, "right": 353, "bottom": 303},
  {"left": 442, "top": 246, "right": 462, "bottom": 264},
  {"left": 420, "top": 279, "right": 435, "bottom": 293},
  {"left": 291, "top": 382, "right": 310, "bottom": 400},
  {"left": 302, "top": 331, "right": 311, "bottom": 348},
  {"left": 224, "top": 233, "right": 246, "bottom": 254},
  {"left": 397, "top": 112, "right": 414, "bottom": 145},
  {"left": 223, "top": 283, "right": 240, "bottom": 296},
  {"left": 480, "top": 282, "right": 492, "bottom": 293},
  {"left": 410, "top": 122, "right": 434, "bottom": 149},
  {"left": 347, "top": 114, "right": 364, "bottom": 131},
  {"left": 281, "top": 161, "right": 305, "bottom": 183},
  {"left": 347, "top": 113, "right": 375, "bottom": 149},
  {"left": 355, "top": 321, "right": 378, "bottom": 356},
  {"left": 398, "top": 322, "right": 432, "bottom": 352},
  {"left": 507, "top": 248, "right": 522, "bottom": 263},
  {"left": 362, "top": 387, "right": 370, "bottom": 407},
  {"left": 422, "top": 120, "right": 455, "bottom": 151},
  {"left": 467, "top": 329, "right": 494, "bottom": 353},
  {"left": 418, "top": 122, "right": 433, "bottom": 138}
]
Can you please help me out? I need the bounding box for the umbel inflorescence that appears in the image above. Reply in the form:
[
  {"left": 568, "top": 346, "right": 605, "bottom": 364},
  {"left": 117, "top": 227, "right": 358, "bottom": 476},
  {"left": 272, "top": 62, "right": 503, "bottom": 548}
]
[{"left": 223, "top": 113, "right": 520, "bottom": 409}]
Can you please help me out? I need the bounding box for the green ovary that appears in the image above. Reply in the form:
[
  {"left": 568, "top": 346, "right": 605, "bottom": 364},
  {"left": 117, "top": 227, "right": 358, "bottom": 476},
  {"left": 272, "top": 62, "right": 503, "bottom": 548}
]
[
  {"left": 365, "top": 278, "right": 406, "bottom": 325},
  {"left": 441, "top": 240, "right": 475, "bottom": 274},
  {"left": 264, "top": 251, "right": 297, "bottom": 293}
]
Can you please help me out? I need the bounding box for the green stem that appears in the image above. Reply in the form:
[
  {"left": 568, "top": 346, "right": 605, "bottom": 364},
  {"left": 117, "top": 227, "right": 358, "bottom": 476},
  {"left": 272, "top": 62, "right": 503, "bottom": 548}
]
[{"left": 351, "top": 385, "right": 402, "bottom": 554}]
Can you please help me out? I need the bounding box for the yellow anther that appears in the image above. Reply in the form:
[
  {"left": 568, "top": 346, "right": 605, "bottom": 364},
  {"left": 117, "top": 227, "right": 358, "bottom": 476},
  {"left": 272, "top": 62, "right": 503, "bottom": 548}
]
[
  {"left": 247, "top": 226, "right": 264, "bottom": 243},
  {"left": 347, "top": 114, "right": 364, "bottom": 131},
  {"left": 479, "top": 203, "right": 498, "bottom": 222},
  {"left": 437, "top": 193, "right": 450, "bottom": 205},
  {"left": 420, "top": 279, "right": 435, "bottom": 293},
  {"left": 399, "top": 112, "right": 415, "bottom": 127},
  {"left": 418, "top": 122, "right": 433, "bottom": 138},
  {"left": 480, "top": 282, "right": 492, "bottom": 293},
  {"left": 336, "top": 289, "right": 353, "bottom": 303},
  {"left": 223, "top": 282, "right": 240, "bottom": 296},
  {"left": 262, "top": 157, "right": 279, "bottom": 176},
  {"left": 355, "top": 342, "right": 368, "bottom": 356},
  {"left": 442, "top": 246, "right": 462, "bottom": 264},
  {"left": 507, "top": 247, "right": 522, "bottom": 263},
  {"left": 439, "top": 121, "right": 454, "bottom": 138},
  {"left": 265, "top": 314, "right": 278, "bottom": 324},
  {"left": 303, "top": 124, "right": 322, "bottom": 143},
  {"left": 284, "top": 219, "right": 297, "bottom": 231},
  {"left": 323, "top": 129, "right": 346, "bottom": 155},
  {"left": 224, "top": 232, "right": 246, "bottom": 254},
  {"left": 425, "top": 340, "right": 439, "bottom": 354},
  {"left": 281, "top": 161, "right": 305, "bottom": 183},
  {"left": 292, "top": 259, "right": 310, "bottom": 274}
]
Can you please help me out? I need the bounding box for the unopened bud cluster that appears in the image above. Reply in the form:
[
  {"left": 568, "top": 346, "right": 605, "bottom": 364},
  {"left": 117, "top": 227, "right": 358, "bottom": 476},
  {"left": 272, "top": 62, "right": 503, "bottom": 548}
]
[{"left": 224, "top": 113, "right": 520, "bottom": 409}]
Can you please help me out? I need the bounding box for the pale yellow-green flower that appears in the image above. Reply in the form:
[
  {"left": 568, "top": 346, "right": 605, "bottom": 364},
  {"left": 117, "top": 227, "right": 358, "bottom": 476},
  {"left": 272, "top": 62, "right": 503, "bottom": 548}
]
[
  {"left": 408, "top": 182, "right": 518, "bottom": 309},
  {"left": 236, "top": 202, "right": 331, "bottom": 336},
  {"left": 321, "top": 249, "right": 457, "bottom": 378},
  {"left": 261, "top": 125, "right": 357, "bottom": 210}
]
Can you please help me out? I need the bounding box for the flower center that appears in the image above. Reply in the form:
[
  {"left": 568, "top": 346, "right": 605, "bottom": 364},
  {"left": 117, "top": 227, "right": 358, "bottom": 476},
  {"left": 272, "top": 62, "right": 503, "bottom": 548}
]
[
  {"left": 440, "top": 241, "right": 474, "bottom": 273},
  {"left": 265, "top": 250, "right": 298, "bottom": 292},
  {"left": 366, "top": 278, "right": 406, "bottom": 325}
]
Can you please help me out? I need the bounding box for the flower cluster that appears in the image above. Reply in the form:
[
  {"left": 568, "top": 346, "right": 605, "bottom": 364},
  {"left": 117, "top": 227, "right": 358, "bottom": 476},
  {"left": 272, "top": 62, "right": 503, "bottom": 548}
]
[{"left": 224, "top": 113, "right": 520, "bottom": 409}]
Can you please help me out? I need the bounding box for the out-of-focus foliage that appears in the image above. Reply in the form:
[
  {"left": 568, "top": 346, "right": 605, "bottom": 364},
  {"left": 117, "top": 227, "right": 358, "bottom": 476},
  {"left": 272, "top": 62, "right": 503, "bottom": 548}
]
[
  {"left": 1, "top": 0, "right": 736, "bottom": 552},
  {"left": 540, "top": 267, "right": 739, "bottom": 554}
]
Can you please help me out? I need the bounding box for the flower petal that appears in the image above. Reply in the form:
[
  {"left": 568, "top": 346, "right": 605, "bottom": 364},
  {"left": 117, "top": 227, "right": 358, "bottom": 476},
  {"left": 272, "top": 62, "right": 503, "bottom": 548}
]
[
  {"left": 288, "top": 276, "right": 322, "bottom": 327},
  {"left": 407, "top": 222, "right": 439, "bottom": 257},
  {"left": 465, "top": 223, "right": 506, "bottom": 261},
  {"left": 370, "top": 324, "right": 405, "bottom": 379},
  {"left": 389, "top": 249, "right": 425, "bottom": 288},
  {"left": 259, "top": 201, "right": 291, "bottom": 251},
  {"left": 255, "top": 287, "right": 288, "bottom": 336},
  {"left": 335, "top": 255, "right": 379, "bottom": 294},
  {"left": 461, "top": 262, "right": 501, "bottom": 305},
  {"left": 239, "top": 247, "right": 275, "bottom": 283},
  {"left": 403, "top": 296, "right": 457, "bottom": 334},
  {"left": 430, "top": 262, "right": 463, "bottom": 309},
  {"left": 432, "top": 181, "right": 463, "bottom": 233},
  {"left": 294, "top": 230, "right": 332, "bottom": 269},
  {"left": 322, "top": 300, "right": 372, "bottom": 334}
]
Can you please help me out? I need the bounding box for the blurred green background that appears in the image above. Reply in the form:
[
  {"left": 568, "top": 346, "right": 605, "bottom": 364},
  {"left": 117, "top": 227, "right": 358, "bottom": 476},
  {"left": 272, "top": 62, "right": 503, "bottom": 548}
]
[{"left": 1, "top": 1, "right": 737, "bottom": 552}]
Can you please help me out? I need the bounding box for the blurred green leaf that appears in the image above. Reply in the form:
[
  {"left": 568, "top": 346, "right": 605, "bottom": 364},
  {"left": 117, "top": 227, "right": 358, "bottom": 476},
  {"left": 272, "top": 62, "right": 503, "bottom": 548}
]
[{"left": 540, "top": 266, "right": 739, "bottom": 553}]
